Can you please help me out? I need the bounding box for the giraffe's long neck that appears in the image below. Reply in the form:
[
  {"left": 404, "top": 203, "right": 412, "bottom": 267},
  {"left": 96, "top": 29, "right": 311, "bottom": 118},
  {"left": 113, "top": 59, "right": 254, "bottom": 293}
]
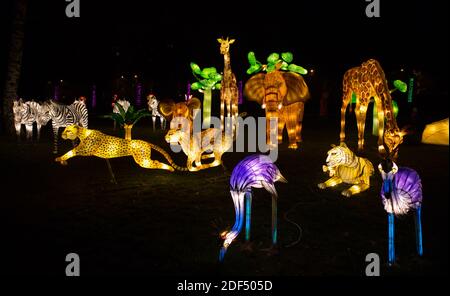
[
  {"left": 372, "top": 62, "right": 399, "bottom": 131},
  {"left": 223, "top": 53, "right": 232, "bottom": 83}
]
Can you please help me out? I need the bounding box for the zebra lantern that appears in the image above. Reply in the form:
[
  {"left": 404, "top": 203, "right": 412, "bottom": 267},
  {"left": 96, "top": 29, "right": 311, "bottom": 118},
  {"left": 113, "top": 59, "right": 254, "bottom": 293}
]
[{"left": 147, "top": 94, "right": 166, "bottom": 131}]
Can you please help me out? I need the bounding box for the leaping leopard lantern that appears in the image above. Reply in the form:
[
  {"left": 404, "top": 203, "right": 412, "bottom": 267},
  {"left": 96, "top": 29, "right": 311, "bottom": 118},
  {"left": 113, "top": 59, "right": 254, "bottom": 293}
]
[{"left": 55, "top": 125, "right": 186, "bottom": 172}]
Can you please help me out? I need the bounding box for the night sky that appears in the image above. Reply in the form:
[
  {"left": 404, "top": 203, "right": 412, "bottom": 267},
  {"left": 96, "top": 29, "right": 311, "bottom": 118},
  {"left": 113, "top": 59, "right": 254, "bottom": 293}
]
[{"left": 1, "top": 0, "right": 448, "bottom": 111}]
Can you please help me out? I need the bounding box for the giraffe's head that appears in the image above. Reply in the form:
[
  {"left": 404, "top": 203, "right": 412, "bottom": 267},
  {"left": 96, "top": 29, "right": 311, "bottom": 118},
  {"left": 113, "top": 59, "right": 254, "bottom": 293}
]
[
  {"left": 217, "top": 37, "right": 235, "bottom": 55},
  {"left": 383, "top": 128, "right": 407, "bottom": 159}
]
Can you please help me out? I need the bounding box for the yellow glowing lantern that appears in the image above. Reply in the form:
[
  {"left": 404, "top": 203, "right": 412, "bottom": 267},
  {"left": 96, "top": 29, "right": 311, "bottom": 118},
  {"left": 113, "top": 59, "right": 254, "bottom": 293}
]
[
  {"left": 318, "top": 143, "right": 374, "bottom": 197},
  {"left": 339, "top": 59, "right": 405, "bottom": 156},
  {"left": 244, "top": 57, "right": 310, "bottom": 149},
  {"left": 158, "top": 97, "right": 201, "bottom": 130},
  {"left": 164, "top": 126, "right": 232, "bottom": 172},
  {"left": 421, "top": 118, "right": 449, "bottom": 146},
  {"left": 55, "top": 125, "right": 187, "bottom": 172}
]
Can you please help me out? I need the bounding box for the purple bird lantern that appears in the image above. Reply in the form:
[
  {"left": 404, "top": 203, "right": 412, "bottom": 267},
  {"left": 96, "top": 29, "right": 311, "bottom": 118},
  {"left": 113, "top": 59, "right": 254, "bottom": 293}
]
[
  {"left": 219, "top": 154, "right": 287, "bottom": 261},
  {"left": 378, "top": 159, "right": 423, "bottom": 266}
]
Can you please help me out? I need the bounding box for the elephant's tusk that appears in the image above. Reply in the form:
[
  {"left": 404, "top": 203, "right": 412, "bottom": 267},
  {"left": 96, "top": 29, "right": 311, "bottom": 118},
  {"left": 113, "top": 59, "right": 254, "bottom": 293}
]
[{"left": 261, "top": 104, "right": 266, "bottom": 109}]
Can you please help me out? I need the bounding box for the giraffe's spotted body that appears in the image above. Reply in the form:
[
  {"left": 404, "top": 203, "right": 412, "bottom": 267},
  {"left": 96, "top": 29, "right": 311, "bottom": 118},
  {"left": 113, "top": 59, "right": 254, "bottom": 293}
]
[
  {"left": 218, "top": 37, "right": 239, "bottom": 135},
  {"left": 340, "top": 59, "right": 404, "bottom": 156}
]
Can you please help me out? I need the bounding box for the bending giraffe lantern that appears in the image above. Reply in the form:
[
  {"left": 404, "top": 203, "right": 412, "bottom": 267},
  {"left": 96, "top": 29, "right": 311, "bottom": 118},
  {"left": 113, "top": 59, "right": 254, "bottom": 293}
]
[
  {"left": 147, "top": 94, "right": 166, "bottom": 131},
  {"left": 244, "top": 52, "right": 310, "bottom": 149},
  {"left": 55, "top": 125, "right": 187, "bottom": 172},
  {"left": 378, "top": 156, "right": 423, "bottom": 266},
  {"left": 219, "top": 154, "right": 287, "bottom": 261},
  {"left": 318, "top": 143, "right": 374, "bottom": 197},
  {"left": 217, "top": 37, "right": 239, "bottom": 136},
  {"left": 372, "top": 79, "right": 405, "bottom": 136},
  {"left": 339, "top": 59, "right": 406, "bottom": 157}
]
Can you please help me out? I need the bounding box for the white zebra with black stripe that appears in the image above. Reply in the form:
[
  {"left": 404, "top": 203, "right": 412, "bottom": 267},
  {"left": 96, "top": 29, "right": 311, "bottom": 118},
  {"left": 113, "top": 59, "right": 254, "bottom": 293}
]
[
  {"left": 43, "top": 99, "right": 89, "bottom": 153},
  {"left": 147, "top": 94, "right": 166, "bottom": 131},
  {"left": 12, "top": 99, "right": 51, "bottom": 141}
]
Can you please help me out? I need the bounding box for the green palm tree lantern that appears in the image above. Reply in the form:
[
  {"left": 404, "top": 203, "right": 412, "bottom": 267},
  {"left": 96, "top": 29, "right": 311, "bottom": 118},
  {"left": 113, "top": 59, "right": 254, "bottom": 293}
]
[
  {"left": 190, "top": 62, "right": 222, "bottom": 127},
  {"left": 106, "top": 103, "right": 151, "bottom": 140},
  {"left": 246, "top": 51, "right": 308, "bottom": 75},
  {"left": 372, "top": 80, "right": 406, "bottom": 136}
]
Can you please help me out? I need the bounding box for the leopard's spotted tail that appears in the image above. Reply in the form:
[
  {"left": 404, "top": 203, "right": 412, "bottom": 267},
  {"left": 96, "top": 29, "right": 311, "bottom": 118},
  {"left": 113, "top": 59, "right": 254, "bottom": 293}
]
[{"left": 149, "top": 143, "right": 188, "bottom": 171}]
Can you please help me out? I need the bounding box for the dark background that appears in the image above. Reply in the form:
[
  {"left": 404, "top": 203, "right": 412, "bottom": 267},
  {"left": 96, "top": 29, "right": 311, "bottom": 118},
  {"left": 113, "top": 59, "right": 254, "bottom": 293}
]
[
  {"left": 1, "top": 0, "right": 448, "bottom": 121},
  {"left": 0, "top": 0, "right": 448, "bottom": 281}
]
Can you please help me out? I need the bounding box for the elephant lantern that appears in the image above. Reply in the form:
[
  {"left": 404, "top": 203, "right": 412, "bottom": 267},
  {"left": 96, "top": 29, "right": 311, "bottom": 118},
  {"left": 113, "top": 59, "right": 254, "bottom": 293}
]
[{"left": 244, "top": 62, "right": 310, "bottom": 149}]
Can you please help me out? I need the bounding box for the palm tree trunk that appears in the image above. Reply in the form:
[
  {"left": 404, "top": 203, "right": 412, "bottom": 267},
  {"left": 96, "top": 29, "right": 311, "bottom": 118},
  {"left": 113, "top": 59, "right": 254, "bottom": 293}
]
[
  {"left": 124, "top": 124, "right": 133, "bottom": 140},
  {"left": 202, "top": 88, "right": 212, "bottom": 128},
  {"left": 2, "top": 0, "right": 27, "bottom": 134}
]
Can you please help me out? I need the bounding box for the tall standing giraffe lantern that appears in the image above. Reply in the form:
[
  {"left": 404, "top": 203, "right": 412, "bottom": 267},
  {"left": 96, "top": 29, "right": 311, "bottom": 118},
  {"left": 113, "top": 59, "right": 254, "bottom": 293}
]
[{"left": 217, "top": 37, "right": 239, "bottom": 137}]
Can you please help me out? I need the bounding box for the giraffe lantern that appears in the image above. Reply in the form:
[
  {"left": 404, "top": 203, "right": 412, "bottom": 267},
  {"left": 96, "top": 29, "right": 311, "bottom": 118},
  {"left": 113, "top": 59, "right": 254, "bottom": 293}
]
[
  {"left": 339, "top": 59, "right": 406, "bottom": 157},
  {"left": 217, "top": 37, "right": 239, "bottom": 137}
]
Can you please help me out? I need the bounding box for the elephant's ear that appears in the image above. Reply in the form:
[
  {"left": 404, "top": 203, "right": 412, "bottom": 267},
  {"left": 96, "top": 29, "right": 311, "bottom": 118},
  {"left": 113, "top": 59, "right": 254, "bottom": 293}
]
[
  {"left": 282, "top": 72, "right": 310, "bottom": 105},
  {"left": 244, "top": 73, "right": 266, "bottom": 105},
  {"left": 159, "top": 100, "right": 175, "bottom": 119}
]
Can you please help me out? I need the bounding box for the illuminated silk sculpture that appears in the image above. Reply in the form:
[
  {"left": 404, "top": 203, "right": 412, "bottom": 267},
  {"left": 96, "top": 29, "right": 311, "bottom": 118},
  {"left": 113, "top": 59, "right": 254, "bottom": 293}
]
[
  {"left": 244, "top": 52, "right": 310, "bottom": 149},
  {"left": 55, "top": 125, "right": 186, "bottom": 172},
  {"left": 112, "top": 98, "right": 130, "bottom": 130},
  {"left": 378, "top": 157, "right": 423, "bottom": 266},
  {"left": 372, "top": 80, "right": 404, "bottom": 136},
  {"left": 318, "top": 143, "right": 374, "bottom": 197},
  {"left": 146, "top": 94, "right": 166, "bottom": 131},
  {"left": 13, "top": 99, "right": 51, "bottom": 142},
  {"left": 217, "top": 37, "right": 239, "bottom": 136},
  {"left": 190, "top": 63, "right": 222, "bottom": 128},
  {"left": 165, "top": 127, "right": 233, "bottom": 172},
  {"left": 219, "top": 154, "right": 287, "bottom": 261},
  {"left": 339, "top": 59, "right": 406, "bottom": 157},
  {"left": 158, "top": 97, "right": 201, "bottom": 130}
]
